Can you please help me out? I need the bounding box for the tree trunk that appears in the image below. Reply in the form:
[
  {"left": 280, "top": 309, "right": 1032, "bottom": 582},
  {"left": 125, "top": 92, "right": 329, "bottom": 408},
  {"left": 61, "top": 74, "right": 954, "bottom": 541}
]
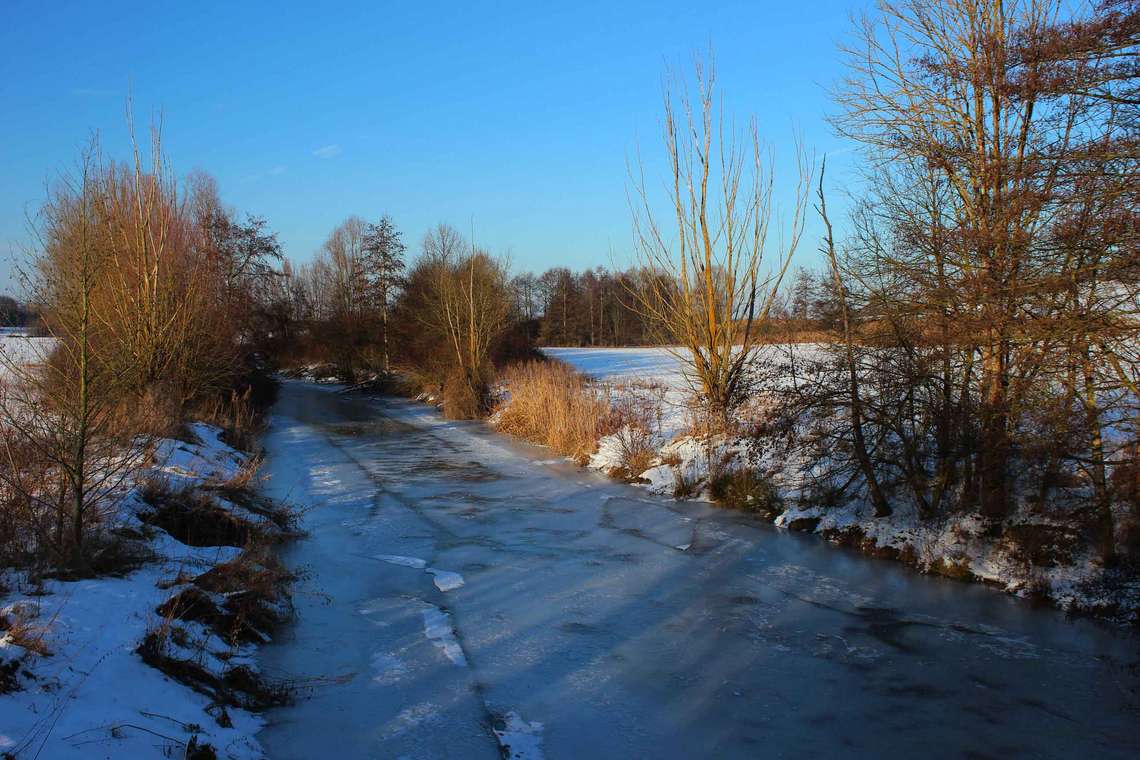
[{"left": 818, "top": 163, "right": 891, "bottom": 517}]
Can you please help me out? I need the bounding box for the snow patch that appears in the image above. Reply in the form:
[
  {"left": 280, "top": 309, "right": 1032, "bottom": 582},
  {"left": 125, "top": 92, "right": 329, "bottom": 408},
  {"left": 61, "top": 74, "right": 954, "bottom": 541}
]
[
  {"left": 0, "top": 423, "right": 277, "bottom": 759},
  {"left": 374, "top": 555, "right": 465, "bottom": 592},
  {"left": 492, "top": 711, "right": 545, "bottom": 760}
]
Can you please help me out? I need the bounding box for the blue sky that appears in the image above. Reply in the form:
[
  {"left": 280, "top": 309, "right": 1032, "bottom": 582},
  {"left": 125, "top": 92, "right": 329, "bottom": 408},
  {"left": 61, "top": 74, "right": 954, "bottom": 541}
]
[{"left": 1, "top": 0, "right": 870, "bottom": 291}]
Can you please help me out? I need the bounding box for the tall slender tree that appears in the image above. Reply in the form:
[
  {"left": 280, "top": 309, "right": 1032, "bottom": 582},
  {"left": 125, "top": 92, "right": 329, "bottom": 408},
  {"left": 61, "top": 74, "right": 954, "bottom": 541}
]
[{"left": 361, "top": 216, "right": 406, "bottom": 372}]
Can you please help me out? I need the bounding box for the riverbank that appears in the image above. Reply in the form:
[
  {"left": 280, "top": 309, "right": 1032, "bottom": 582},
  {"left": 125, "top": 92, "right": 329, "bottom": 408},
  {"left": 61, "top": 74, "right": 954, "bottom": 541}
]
[
  {"left": 0, "top": 424, "right": 295, "bottom": 759},
  {"left": 491, "top": 347, "right": 1140, "bottom": 625}
]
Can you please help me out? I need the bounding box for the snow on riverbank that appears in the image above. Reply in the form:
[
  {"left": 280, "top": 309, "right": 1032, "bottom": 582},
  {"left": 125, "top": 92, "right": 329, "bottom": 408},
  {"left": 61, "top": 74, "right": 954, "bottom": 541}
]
[
  {"left": 542, "top": 345, "right": 803, "bottom": 496},
  {"left": 0, "top": 424, "right": 285, "bottom": 759},
  {"left": 539, "top": 346, "right": 1139, "bottom": 622}
]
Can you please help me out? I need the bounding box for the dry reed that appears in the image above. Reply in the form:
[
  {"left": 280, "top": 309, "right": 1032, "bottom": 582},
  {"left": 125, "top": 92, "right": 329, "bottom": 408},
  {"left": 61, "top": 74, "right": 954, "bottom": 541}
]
[{"left": 494, "top": 360, "right": 616, "bottom": 464}]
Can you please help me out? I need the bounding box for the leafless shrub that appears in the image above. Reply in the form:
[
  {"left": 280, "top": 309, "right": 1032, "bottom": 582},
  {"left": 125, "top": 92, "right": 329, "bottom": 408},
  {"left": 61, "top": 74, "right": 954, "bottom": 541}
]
[
  {"left": 611, "top": 427, "right": 657, "bottom": 482},
  {"left": 708, "top": 465, "right": 782, "bottom": 517},
  {"left": 442, "top": 367, "right": 489, "bottom": 420}
]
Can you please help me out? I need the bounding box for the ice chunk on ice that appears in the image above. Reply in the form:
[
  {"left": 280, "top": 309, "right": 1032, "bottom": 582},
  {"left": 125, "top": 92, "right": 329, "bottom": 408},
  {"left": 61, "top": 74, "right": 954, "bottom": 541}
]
[
  {"left": 420, "top": 605, "right": 466, "bottom": 666},
  {"left": 427, "top": 568, "right": 465, "bottom": 592}
]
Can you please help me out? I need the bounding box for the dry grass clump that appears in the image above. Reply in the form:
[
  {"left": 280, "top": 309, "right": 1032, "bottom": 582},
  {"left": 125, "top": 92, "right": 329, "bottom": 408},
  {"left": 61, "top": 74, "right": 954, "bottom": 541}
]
[
  {"left": 156, "top": 547, "right": 293, "bottom": 646},
  {"left": 139, "top": 546, "right": 295, "bottom": 713},
  {"left": 137, "top": 480, "right": 254, "bottom": 548},
  {"left": 0, "top": 603, "right": 53, "bottom": 657},
  {"left": 495, "top": 360, "right": 617, "bottom": 464},
  {"left": 137, "top": 621, "right": 291, "bottom": 711},
  {"left": 442, "top": 369, "right": 489, "bottom": 420},
  {"left": 708, "top": 466, "right": 782, "bottom": 517},
  {"left": 612, "top": 427, "right": 658, "bottom": 482},
  {"left": 221, "top": 455, "right": 263, "bottom": 492},
  {"left": 192, "top": 546, "right": 294, "bottom": 642}
]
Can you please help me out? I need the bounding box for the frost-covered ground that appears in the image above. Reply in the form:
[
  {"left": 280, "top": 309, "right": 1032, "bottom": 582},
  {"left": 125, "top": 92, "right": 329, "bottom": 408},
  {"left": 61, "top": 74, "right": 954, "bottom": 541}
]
[
  {"left": 543, "top": 346, "right": 1140, "bottom": 621},
  {"left": 255, "top": 381, "right": 1139, "bottom": 758},
  {"left": 0, "top": 425, "right": 273, "bottom": 759}
]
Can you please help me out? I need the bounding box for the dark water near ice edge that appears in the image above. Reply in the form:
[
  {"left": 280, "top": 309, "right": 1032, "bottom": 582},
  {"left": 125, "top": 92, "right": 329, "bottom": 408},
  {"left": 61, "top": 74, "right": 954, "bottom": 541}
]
[{"left": 255, "top": 380, "right": 1139, "bottom": 759}]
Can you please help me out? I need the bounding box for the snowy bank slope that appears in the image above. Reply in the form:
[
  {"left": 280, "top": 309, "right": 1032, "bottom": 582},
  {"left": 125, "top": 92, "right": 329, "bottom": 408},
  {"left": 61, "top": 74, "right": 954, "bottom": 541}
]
[
  {"left": 0, "top": 424, "right": 283, "bottom": 759},
  {"left": 534, "top": 347, "right": 1139, "bottom": 621}
]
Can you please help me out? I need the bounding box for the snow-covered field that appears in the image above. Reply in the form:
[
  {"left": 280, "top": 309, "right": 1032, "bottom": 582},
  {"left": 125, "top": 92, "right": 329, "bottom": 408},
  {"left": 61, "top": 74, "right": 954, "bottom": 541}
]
[
  {"left": 0, "top": 333, "right": 54, "bottom": 382},
  {"left": 542, "top": 346, "right": 696, "bottom": 442},
  {"left": 0, "top": 425, "right": 279, "bottom": 759},
  {"left": 541, "top": 347, "right": 688, "bottom": 386}
]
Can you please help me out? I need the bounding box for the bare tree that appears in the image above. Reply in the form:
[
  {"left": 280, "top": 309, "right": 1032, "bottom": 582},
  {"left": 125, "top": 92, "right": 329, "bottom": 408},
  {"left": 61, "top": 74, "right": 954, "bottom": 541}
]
[
  {"left": 830, "top": 0, "right": 1139, "bottom": 546},
  {"left": 88, "top": 117, "right": 233, "bottom": 408},
  {"left": 0, "top": 144, "right": 143, "bottom": 566},
  {"left": 628, "top": 54, "right": 813, "bottom": 424},
  {"left": 417, "top": 224, "right": 511, "bottom": 416},
  {"left": 817, "top": 160, "right": 891, "bottom": 517}
]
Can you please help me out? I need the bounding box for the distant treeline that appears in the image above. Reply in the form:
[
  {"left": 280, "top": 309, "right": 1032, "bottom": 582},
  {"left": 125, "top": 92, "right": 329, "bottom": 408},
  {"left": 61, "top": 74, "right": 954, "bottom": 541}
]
[
  {"left": 277, "top": 240, "right": 838, "bottom": 379},
  {"left": 512, "top": 266, "right": 837, "bottom": 347},
  {"left": 0, "top": 296, "right": 35, "bottom": 328},
  {"left": 510, "top": 268, "right": 655, "bottom": 347}
]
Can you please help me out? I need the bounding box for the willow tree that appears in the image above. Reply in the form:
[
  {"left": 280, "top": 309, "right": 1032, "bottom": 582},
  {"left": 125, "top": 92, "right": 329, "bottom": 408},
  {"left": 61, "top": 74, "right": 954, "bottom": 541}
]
[
  {"left": 628, "top": 55, "right": 813, "bottom": 425},
  {"left": 418, "top": 225, "right": 511, "bottom": 413}
]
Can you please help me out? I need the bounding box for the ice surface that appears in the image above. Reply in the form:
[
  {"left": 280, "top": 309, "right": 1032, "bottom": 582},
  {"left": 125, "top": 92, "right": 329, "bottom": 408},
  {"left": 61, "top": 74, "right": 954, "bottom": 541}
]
[{"left": 255, "top": 380, "right": 1140, "bottom": 760}]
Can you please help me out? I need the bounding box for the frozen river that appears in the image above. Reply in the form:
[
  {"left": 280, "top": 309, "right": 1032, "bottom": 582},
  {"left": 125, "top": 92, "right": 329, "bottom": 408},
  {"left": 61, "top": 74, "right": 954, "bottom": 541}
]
[{"left": 256, "top": 380, "right": 1139, "bottom": 759}]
